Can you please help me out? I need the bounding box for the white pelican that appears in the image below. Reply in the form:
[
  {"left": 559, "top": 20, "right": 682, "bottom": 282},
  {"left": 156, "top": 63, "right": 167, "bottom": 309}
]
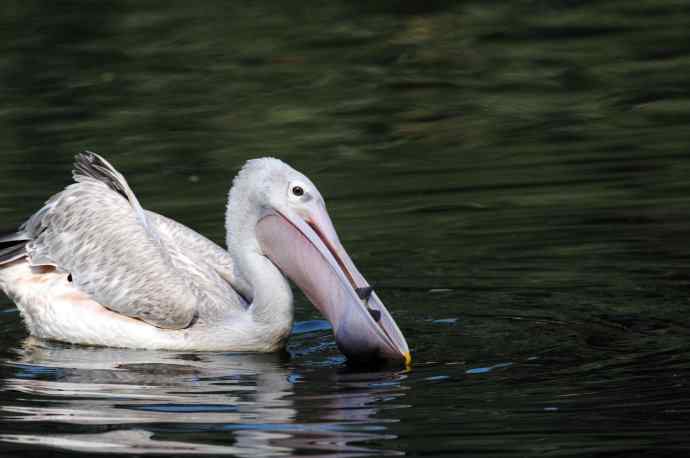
[{"left": 0, "top": 153, "right": 410, "bottom": 364}]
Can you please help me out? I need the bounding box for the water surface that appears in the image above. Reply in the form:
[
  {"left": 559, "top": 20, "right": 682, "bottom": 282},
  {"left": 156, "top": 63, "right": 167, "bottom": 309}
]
[{"left": 1, "top": 1, "right": 690, "bottom": 456}]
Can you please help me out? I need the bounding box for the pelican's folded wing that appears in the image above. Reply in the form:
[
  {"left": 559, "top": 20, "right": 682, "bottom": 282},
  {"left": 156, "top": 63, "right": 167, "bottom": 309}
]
[
  {"left": 145, "top": 211, "right": 249, "bottom": 312},
  {"left": 21, "top": 152, "right": 199, "bottom": 329}
]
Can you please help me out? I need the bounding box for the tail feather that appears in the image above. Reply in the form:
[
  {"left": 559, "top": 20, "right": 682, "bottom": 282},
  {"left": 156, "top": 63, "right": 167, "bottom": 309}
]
[
  {"left": 0, "top": 231, "right": 29, "bottom": 244},
  {"left": 0, "top": 235, "right": 27, "bottom": 265}
]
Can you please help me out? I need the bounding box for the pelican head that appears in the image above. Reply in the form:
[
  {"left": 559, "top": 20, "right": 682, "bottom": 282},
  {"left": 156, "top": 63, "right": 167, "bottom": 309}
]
[{"left": 227, "top": 158, "right": 410, "bottom": 364}]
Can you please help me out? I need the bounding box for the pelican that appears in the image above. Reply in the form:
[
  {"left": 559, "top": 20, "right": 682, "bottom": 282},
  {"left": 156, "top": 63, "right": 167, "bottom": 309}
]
[{"left": 0, "top": 153, "right": 410, "bottom": 364}]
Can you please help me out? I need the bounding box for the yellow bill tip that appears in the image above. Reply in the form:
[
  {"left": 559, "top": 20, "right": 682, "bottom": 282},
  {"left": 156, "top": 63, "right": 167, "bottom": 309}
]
[{"left": 403, "top": 352, "right": 412, "bottom": 367}]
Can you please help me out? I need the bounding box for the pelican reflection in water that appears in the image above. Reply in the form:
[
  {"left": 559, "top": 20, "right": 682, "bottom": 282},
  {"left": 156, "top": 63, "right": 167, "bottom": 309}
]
[
  {"left": 0, "top": 338, "right": 407, "bottom": 456},
  {"left": 0, "top": 153, "right": 409, "bottom": 364}
]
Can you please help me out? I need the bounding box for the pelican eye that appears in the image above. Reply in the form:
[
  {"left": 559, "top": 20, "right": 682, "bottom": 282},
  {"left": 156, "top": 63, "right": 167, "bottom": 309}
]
[{"left": 292, "top": 186, "right": 304, "bottom": 197}]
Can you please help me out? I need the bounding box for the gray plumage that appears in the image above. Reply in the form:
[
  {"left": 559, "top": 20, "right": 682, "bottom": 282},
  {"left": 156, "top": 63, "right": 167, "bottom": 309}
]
[
  {"left": 0, "top": 152, "right": 348, "bottom": 353},
  {"left": 4, "top": 152, "right": 245, "bottom": 329}
]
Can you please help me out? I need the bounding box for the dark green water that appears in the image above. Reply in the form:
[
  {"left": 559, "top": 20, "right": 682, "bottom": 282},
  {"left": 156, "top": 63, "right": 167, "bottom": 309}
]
[{"left": 1, "top": 1, "right": 690, "bottom": 456}]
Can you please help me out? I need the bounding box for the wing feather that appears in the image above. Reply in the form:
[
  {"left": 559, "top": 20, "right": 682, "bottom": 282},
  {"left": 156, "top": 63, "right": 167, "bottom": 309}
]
[
  {"left": 22, "top": 152, "right": 199, "bottom": 329},
  {"left": 146, "top": 211, "right": 248, "bottom": 313}
]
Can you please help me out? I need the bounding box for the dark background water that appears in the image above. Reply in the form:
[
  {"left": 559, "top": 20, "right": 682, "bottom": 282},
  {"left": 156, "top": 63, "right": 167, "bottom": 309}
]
[{"left": 1, "top": 1, "right": 690, "bottom": 456}]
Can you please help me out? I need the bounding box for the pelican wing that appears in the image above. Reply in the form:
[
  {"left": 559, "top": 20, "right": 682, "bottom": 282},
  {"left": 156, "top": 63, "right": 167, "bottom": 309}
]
[
  {"left": 21, "top": 152, "right": 201, "bottom": 329},
  {"left": 144, "top": 211, "right": 247, "bottom": 313}
]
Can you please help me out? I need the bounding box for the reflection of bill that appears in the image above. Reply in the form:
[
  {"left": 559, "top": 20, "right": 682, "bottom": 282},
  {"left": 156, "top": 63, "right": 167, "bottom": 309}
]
[
  {"left": 0, "top": 338, "right": 407, "bottom": 456},
  {"left": 284, "top": 367, "right": 410, "bottom": 457}
]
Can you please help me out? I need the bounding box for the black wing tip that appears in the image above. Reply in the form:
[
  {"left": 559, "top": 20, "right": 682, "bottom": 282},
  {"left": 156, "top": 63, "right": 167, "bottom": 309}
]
[
  {"left": 73, "top": 150, "right": 115, "bottom": 180},
  {"left": 72, "top": 151, "right": 127, "bottom": 198},
  {"left": 77, "top": 150, "right": 108, "bottom": 162},
  {"left": 73, "top": 151, "right": 96, "bottom": 177},
  {"left": 74, "top": 150, "right": 106, "bottom": 175}
]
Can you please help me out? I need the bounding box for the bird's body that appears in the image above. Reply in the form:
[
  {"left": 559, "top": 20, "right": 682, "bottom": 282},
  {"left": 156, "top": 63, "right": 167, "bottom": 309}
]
[
  {"left": 0, "top": 258, "right": 290, "bottom": 352},
  {"left": 0, "top": 153, "right": 409, "bottom": 363}
]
